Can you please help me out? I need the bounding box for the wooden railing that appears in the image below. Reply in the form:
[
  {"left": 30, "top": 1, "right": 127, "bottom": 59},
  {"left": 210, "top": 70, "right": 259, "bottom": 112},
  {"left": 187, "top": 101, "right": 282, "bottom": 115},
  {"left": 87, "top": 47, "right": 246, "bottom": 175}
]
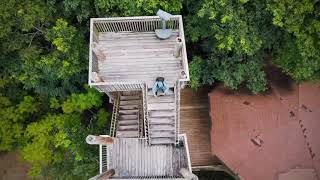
[
  {"left": 142, "top": 84, "right": 150, "bottom": 143},
  {"left": 178, "top": 16, "right": 190, "bottom": 82},
  {"left": 92, "top": 16, "right": 180, "bottom": 33},
  {"left": 94, "top": 82, "right": 144, "bottom": 92},
  {"left": 174, "top": 81, "right": 181, "bottom": 144},
  {"left": 109, "top": 92, "right": 120, "bottom": 137},
  {"left": 99, "top": 135, "right": 110, "bottom": 174}
]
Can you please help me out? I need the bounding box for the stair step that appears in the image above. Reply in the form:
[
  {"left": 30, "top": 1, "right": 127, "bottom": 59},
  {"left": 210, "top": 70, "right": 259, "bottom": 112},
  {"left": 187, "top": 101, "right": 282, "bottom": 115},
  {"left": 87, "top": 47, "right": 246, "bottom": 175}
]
[
  {"left": 120, "top": 114, "right": 138, "bottom": 120},
  {"left": 119, "top": 105, "right": 139, "bottom": 110},
  {"left": 148, "top": 95, "right": 174, "bottom": 103},
  {"left": 150, "top": 124, "right": 175, "bottom": 131},
  {"left": 150, "top": 131, "right": 175, "bottom": 138},
  {"left": 148, "top": 102, "right": 175, "bottom": 110},
  {"left": 118, "top": 120, "right": 139, "bottom": 126},
  {"left": 147, "top": 89, "right": 174, "bottom": 96},
  {"left": 116, "top": 130, "right": 139, "bottom": 138},
  {"left": 149, "top": 117, "right": 175, "bottom": 125},
  {"left": 118, "top": 125, "right": 139, "bottom": 131},
  {"left": 120, "top": 96, "right": 140, "bottom": 100},
  {"left": 150, "top": 137, "right": 175, "bottom": 145},
  {"left": 148, "top": 111, "right": 175, "bottom": 118},
  {"left": 120, "top": 100, "right": 141, "bottom": 106},
  {"left": 119, "top": 109, "right": 139, "bottom": 114}
]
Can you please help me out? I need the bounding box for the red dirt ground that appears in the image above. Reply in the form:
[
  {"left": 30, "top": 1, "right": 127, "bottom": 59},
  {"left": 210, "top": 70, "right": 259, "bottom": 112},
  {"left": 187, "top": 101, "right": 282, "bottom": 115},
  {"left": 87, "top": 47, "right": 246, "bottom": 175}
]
[{"left": 0, "top": 151, "right": 30, "bottom": 180}]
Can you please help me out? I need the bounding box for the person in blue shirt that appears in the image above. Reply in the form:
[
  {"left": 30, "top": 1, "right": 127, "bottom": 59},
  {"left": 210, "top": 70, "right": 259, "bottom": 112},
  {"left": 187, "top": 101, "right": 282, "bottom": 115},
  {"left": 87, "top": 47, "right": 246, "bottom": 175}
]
[{"left": 152, "top": 77, "right": 169, "bottom": 97}]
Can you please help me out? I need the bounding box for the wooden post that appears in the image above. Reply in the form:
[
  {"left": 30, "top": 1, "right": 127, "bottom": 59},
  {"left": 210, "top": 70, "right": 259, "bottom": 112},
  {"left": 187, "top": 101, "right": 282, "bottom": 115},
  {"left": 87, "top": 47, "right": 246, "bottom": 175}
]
[
  {"left": 89, "top": 169, "right": 115, "bottom": 180},
  {"left": 86, "top": 135, "right": 114, "bottom": 145},
  {"left": 173, "top": 37, "right": 183, "bottom": 58},
  {"left": 179, "top": 168, "right": 198, "bottom": 180}
]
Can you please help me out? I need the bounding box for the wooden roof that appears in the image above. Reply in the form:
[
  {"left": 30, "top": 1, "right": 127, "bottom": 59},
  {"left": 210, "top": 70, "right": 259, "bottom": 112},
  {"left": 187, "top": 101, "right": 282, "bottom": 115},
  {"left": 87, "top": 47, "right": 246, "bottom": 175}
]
[
  {"left": 180, "top": 87, "right": 215, "bottom": 167},
  {"left": 209, "top": 81, "right": 320, "bottom": 180}
]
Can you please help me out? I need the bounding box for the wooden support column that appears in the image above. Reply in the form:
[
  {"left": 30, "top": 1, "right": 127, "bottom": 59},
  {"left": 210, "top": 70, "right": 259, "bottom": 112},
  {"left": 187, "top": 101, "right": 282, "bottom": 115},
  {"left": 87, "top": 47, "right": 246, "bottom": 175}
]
[
  {"left": 180, "top": 168, "right": 199, "bottom": 180},
  {"left": 89, "top": 169, "right": 115, "bottom": 180},
  {"left": 86, "top": 135, "right": 114, "bottom": 145}
]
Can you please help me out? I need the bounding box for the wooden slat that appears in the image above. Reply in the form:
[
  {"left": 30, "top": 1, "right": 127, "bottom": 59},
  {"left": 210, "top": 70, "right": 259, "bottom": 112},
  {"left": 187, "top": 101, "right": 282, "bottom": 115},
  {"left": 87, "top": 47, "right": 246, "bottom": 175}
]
[
  {"left": 180, "top": 87, "right": 216, "bottom": 166},
  {"left": 107, "top": 138, "right": 188, "bottom": 177}
]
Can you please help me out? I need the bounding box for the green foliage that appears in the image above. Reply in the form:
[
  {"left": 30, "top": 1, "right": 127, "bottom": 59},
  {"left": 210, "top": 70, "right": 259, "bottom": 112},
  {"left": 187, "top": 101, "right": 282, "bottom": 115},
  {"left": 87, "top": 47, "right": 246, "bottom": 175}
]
[
  {"left": 21, "top": 87, "right": 108, "bottom": 178},
  {"left": 267, "top": 0, "right": 320, "bottom": 81},
  {"left": 186, "top": 0, "right": 272, "bottom": 93},
  {"left": 18, "top": 18, "right": 87, "bottom": 97},
  {"left": 96, "top": 109, "right": 110, "bottom": 129},
  {"left": 62, "top": 87, "right": 102, "bottom": 113},
  {"left": 189, "top": 57, "right": 207, "bottom": 89},
  {"left": 95, "top": 0, "right": 182, "bottom": 16},
  {"left": 0, "top": 95, "right": 40, "bottom": 151}
]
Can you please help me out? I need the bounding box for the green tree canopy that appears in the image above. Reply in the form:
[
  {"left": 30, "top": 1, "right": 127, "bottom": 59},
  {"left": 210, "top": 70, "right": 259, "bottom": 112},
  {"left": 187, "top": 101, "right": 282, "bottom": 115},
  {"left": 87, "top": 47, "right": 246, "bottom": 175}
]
[
  {"left": 268, "top": 0, "right": 320, "bottom": 81},
  {"left": 186, "top": 0, "right": 274, "bottom": 93}
]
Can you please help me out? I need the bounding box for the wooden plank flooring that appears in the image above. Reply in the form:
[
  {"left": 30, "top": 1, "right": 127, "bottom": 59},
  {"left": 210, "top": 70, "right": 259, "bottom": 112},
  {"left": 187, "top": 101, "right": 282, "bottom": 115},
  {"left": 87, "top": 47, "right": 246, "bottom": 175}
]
[
  {"left": 97, "top": 32, "right": 183, "bottom": 88},
  {"left": 180, "top": 87, "right": 215, "bottom": 166},
  {"left": 107, "top": 138, "right": 188, "bottom": 178}
]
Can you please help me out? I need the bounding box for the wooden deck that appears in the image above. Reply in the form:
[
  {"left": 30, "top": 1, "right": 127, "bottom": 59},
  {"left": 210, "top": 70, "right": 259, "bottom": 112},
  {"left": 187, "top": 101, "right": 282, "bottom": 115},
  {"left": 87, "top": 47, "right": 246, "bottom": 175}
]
[
  {"left": 180, "top": 87, "right": 214, "bottom": 167},
  {"left": 97, "top": 31, "right": 183, "bottom": 88},
  {"left": 106, "top": 138, "right": 188, "bottom": 178}
]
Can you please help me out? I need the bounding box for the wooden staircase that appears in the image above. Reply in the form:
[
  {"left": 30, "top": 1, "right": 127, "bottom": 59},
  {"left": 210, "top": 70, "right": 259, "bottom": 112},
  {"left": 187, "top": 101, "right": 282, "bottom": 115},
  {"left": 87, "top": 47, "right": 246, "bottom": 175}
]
[
  {"left": 147, "top": 92, "right": 176, "bottom": 145},
  {"left": 116, "top": 93, "right": 141, "bottom": 138}
]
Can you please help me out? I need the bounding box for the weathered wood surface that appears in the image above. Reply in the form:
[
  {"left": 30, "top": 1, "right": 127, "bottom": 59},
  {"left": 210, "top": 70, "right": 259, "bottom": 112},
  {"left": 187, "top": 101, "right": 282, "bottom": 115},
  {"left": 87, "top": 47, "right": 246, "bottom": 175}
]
[
  {"left": 86, "top": 135, "right": 114, "bottom": 145},
  {"left": 97, "top": 31, "right": 183, "bottom": 88},
  {"left": 148, "top": 94, "right": 176, "bottom": 144},
  {"left": 106, "top": 138, "right": 188, "bottom": 178},
  {"left": 180, "top": 87, "right": 215, "bottom": 166}
]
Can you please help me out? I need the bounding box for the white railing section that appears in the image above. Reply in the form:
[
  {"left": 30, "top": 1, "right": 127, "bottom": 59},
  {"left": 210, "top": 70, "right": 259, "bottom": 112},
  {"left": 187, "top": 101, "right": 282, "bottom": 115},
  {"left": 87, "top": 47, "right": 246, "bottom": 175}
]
[
  {"left": 178, "top": 16, "right": 190, "bottom": 82},
  {"left": 110, "top": 92, "right": 120, "bottom": 137},
  {"left": 94, "top": 82, "right": 144, "bottom": 92},
  {"left": 142, "top": 83, "right": 150, "bottom": 143},
  {"left": 99, "top": 135, "right": 109, "bottom": 174},
  {"left": 92, "top": 16, "right": 179, "bottom": 33},
  {"left": 180, "top": 134, "right": 192, "bottom": 171},
  {"left": 174, "top": 81, "right": 181, "bottom": 144}
]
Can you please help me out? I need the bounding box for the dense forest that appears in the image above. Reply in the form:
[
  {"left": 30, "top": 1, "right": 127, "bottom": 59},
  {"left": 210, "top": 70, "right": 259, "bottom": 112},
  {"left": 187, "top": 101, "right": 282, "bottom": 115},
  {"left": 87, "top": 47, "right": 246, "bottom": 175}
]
[{"left": 0, "top": 0, "right": 319, "bottom": 179}]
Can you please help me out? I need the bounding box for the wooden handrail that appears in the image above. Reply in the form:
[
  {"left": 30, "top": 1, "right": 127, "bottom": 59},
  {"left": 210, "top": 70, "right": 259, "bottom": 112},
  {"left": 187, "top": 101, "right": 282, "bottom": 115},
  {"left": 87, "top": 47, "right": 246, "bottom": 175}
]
[
  {"left": 175, "top": 81, "right": 181, "bottom": 144},
  {"left": 110, "top": 92, "right": 120, "bottom": 137},
  {"left": 142, "top": 83, "right": 150, "bottom": 143},
  {"left": 178, "top": 16, "right": 190, "bottom": 82},
  {"left": 95, "top": 83, "right": 144, "bottom": 92},
  {"left": 92, "top": 16, "right": 180, "bottom": 33}
]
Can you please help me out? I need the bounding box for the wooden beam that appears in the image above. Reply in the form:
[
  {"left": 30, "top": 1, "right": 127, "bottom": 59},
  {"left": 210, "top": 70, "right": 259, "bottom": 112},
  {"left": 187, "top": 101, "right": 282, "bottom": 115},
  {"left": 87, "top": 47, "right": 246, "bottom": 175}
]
[
  {"left": 89, "top": 169, "right": 115, "bottom": 180},
  {"left": 86, "top": 135, "right": 114, "bottom": 145}
]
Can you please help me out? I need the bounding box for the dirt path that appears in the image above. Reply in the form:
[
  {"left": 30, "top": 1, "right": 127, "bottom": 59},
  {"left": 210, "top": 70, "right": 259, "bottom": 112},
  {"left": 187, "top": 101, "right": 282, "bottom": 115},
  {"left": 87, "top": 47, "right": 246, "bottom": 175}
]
[{"left": 0, "top": 151, "right": 30, "bottom": 180}]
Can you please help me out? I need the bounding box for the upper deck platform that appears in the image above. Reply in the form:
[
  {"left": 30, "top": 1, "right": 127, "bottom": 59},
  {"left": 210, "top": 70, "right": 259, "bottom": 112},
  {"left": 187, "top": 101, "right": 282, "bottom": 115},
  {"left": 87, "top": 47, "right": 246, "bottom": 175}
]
[
  {"left": 89, "top": 16, "right": 189, "bottom": 92},
  {"left": 97, "top": 31, "right": 181, "bottom": 88}
]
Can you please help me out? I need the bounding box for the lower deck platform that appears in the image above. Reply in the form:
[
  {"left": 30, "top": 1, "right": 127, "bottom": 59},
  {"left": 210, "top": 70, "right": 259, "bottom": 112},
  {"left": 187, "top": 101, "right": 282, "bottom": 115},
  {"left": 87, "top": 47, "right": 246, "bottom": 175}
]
[
  {"left": 106, "top": 137, "right": 189, "bottom": 178},
  {"left": 96, "top": 31, "right": 183, "bottom": 88}
]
